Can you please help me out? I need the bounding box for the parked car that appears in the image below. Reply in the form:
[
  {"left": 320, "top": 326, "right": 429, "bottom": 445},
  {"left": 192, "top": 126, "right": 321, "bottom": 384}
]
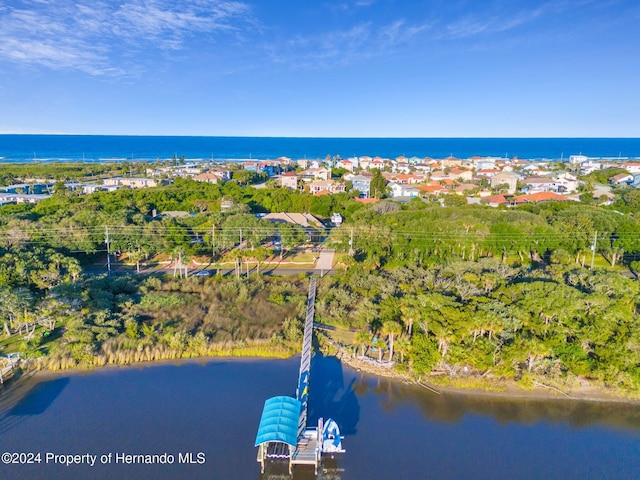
[{"left": 193, "top": 270, "right": 211, "bottom": 277}]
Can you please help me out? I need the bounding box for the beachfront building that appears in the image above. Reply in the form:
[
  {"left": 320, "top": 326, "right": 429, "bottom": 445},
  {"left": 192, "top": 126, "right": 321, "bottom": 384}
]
[
  {"left": 579, "top": 160, "right": 602, "bottom": 175},
  {"left": 621, "top": 162, "right": 640, "bottom": 174}
]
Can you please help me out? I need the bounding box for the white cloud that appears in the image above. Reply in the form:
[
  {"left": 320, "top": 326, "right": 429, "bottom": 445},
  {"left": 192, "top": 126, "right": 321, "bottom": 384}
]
[
  {"left": 0, "top": 0, "right": 253, "bottom": 76},
  {"left": 269, "top": 18, "right": 432, "bottom": 69}
]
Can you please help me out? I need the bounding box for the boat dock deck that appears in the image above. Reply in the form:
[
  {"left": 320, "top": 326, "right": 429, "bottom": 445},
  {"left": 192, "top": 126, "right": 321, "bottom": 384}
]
[
  {"left": 291, "top": 429, "right": 320, "bottom": 471},
  {"left": 255, "top": 277, "right": 344, "bottom": 476}
]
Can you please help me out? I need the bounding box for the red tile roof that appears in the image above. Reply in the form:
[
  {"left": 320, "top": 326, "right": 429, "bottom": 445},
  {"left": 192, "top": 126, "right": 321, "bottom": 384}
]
[{"left": 517, "top": 192, "right": 571, "bottom": 203}]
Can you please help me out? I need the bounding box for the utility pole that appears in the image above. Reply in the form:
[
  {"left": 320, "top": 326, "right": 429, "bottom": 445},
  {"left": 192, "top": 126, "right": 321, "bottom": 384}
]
[
  {"left": 105, "top": 226, "right": 111, "bottom": 276},
  {"left": 349, "top": 227, "right": 354, "bottom": 256},
  {"left": 590, "top": 231, "right": 598, "bottom": 270},
  {"left": 239, "top": 228, "right": 243, "bottom": 248}
]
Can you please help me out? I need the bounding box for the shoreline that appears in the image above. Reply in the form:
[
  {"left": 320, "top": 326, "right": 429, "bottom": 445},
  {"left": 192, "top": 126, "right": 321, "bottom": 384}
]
[
  {"left": 11, "top": 349, "right": 640, "bottom": 406},
  {"left": 335, "top": 350, "right": 640, "bottom": 405}
]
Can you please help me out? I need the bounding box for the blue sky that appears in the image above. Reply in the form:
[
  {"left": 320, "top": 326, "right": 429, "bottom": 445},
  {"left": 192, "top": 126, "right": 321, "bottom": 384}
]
[{"left": 0, "top": 0, "right": 638, "bottom": 137}]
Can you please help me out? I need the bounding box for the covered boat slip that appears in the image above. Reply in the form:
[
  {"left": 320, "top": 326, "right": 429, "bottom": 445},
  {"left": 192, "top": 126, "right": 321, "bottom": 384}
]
[{"left": 255, "top": 396, "right": 321, "bottom": 474}]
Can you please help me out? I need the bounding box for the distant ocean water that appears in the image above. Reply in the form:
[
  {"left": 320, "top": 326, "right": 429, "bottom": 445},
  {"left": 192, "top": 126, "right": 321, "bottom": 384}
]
[{"left": 0, "top": 135, "right": 639, "bottom": 163}]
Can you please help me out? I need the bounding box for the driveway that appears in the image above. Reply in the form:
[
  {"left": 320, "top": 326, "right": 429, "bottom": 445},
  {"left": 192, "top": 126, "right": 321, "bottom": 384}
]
[{"left": 315, "top": 249, "right": 335, "bottom": 274}]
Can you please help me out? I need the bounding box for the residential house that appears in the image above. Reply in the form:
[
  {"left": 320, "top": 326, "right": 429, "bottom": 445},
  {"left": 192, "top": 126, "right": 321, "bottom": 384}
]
[
  {"left": 453, "top": 184, "right": 477, "bottom": 195},
  {"left": 569, "top": 154, "right": 588, "bottom": 165},
  {"left": 358, "top": 156, "right": 372, "bottom": 170},
  {"left": 349, "top": 174, "right": 372, "bottom": 198},
  {"left": 579, "top": 160, "right": 602, "bottom": 175},
  {"left": 440, "top": 156, "right": 462, "bottom": 168},
  {"left": 472, "top": 157, "right": 496, "bottom": 170},
  {"left": 280, "top": 172, "right": 299, "bottom": 190},
  {"left": 417, "top": 184, "right": 449, "bottom": 196},
  {"left": 260, "top": 162, "right": 283, "bottom": 177},
  {"left": 103, "top": 177, "right": 158, "bottom": 188},
  {"left": 308, "top": 180, "right": 346, "bottom": 195},
  {"left": 295, "top": 159, "right": 310, "bottom": 170},
  {"left": 337, "top": 159, "right": 355, "bottom": 172},
  {"left": 193, "top": 171, "right": 228, "bottom": 184},
  {"left": 554, "top": 172, "right": 579, "bottom": 193},
  {"left": 483, "top": 194, "right": 511, "bottom": 207},
  {"left": 621, "top": 162, "right": 640, "bottom": 174},
  {"left": 263, "top": 212, "right": 323, "bottom": 228},
  {"left": 392, "top": 173, "right": 423, "bottom": 185},
  {"left": 449, "top": 168, "right": 473, "bottom": 182},
  {"left": 0, "top": 193, "right": 51, "bottom": 205},
  {"left": 490, "top": 172, "right": 519, "bottom": 194},
  {"left": 476, "top": 168, "right": 501, "bottom": 178},
  {"left": 429, "top": 170, "right": 448, "bottom": 181},
  {"left": 300, "top": 167, "right": 331, "bottom": 182},
  {"left": 275, "top": 156, "right": 292, "bottom": 166},
  {"left": 517, "top": 192, "right": 573, "bottom": 204},
  {"left": 522, "top": 177, "right": 556, "bottom": 193},
  {"left": 369, "top": 158, "right": 385, "bottom": 170},
  {"left": 243, "top": 161, "right": 259, "bottom": 172},
  {"left": 393, "top": 162, "right": 411, "bottom": 174},
  {"left": 609, "top": 173, "right": 634, "bottom": 185},
  {"left": 414, "top": 163, "right": 432, "bottom": 173},
  {"left": 389, "top": 182, "right": 419, "bottom": 198}
]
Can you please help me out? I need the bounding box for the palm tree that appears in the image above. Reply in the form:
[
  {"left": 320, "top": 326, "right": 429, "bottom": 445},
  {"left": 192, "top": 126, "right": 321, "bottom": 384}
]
[
  {"left": 375, "top": 339, "right": 388, "bottom": 362},
  {"left": 252, "top": 247, "right": 269, "bottom": 275},
  {"left": 400, "top": 298, "right": 421, "bottom": 337},
  {"left": 128, "top": 249, "right": 146, "bottom": 274},
  {"left": 395, "top": 337, "right": 411, "bottom": 364},
  {"left": 382, "top": 320, "right": 402, "bottom": 363},
  {"left": 354, "top": 330, "right": 371, "bottom": 358}
]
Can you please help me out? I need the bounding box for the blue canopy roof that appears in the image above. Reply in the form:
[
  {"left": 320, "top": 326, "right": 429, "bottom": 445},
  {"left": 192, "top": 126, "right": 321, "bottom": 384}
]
[{"left": 254, "top": 396, "right": 301, "bottom": 447}]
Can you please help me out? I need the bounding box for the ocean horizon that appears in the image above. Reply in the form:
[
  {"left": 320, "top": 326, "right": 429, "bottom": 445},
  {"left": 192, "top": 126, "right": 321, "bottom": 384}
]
[{"left": 1, "top": 134, "right": 640, "bottom": 163}]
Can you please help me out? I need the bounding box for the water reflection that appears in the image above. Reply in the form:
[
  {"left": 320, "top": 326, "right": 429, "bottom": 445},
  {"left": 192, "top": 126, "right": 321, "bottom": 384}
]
[{"left": 356, "top": 374, "right": 640, "bottom": 432}]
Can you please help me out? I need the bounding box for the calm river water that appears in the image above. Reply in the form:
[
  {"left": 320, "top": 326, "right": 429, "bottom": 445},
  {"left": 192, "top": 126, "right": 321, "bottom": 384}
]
[{"left": 0, "top": 356, "right": 639, "bottom": 480}]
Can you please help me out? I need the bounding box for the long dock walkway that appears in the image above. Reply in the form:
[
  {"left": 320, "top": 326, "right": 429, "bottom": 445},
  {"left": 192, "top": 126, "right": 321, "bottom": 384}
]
[
  {"left": 256, "top": 276, "right": 325, "bottom": 475},
  {"left": 296, "top": 276, "right": 316, "bottom": 437}
]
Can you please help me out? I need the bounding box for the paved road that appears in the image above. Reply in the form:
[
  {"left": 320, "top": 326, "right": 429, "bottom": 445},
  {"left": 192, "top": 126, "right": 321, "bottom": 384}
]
[
  {"left": 85, "top": 262, "right": 335, "bottom": 277},
  {"left": 314, "top": 249, "right": 335, "bottom": 274}
]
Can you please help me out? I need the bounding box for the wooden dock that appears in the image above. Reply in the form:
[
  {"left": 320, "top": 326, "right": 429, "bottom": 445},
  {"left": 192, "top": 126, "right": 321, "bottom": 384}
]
[{"left": 291, "top": 428, "right": 321, "bottom": 473}]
